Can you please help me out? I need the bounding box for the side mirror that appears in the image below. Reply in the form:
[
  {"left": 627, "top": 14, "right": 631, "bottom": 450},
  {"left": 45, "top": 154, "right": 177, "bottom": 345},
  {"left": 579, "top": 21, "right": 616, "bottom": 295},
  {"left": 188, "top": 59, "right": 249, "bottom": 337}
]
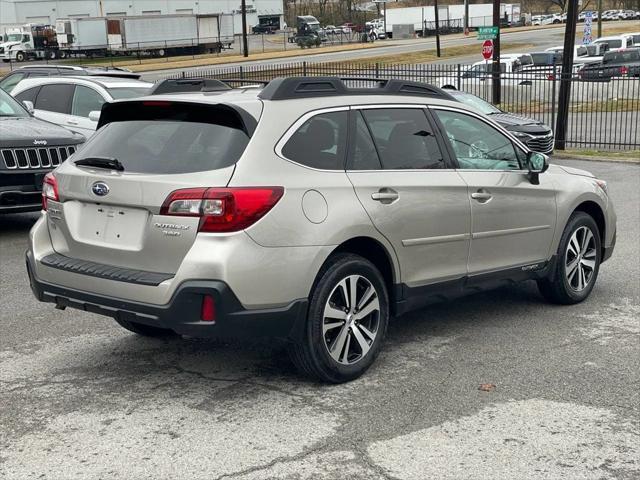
[
  {"left": 525, "top": 151, "right": 549, "bottom": 185},
  {"left": 88, "top": 111, "right": 101, "bottom": 122},
  {"left": 22, "top": 100, "right": 35, "bottom": 114}
]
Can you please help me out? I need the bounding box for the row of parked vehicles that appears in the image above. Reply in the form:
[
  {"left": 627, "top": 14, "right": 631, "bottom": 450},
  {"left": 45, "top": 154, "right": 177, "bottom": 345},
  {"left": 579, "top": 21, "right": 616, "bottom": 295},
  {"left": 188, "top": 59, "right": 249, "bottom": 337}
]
[
  {"left": 532, "top": 9, "right": 639, "bottom": 25},
  {"left": 435, "top": 32, "right": 640, "bottom": 88},
  {"left": 0, "top": 73, "right": 616, "bottom": 382}
]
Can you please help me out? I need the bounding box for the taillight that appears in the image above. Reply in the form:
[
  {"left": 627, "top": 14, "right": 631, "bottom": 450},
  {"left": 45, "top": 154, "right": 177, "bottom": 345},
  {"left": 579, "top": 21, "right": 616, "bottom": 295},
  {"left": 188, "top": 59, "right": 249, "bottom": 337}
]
[
  {"left": 42, "top": 172, "right": 59, "bottom": 211},
  {"left": 620, "top": 66, "right": 629, "bottom": 76},
  {"left": 160, "top": 187, "right": 284, "bottom": 233}
]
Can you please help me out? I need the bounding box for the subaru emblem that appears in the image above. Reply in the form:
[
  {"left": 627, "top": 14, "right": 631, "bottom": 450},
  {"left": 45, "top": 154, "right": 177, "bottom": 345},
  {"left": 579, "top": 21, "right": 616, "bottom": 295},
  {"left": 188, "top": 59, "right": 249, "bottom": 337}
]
[{"left": 91, "top": 181, "right": 109, "bottom": 197}]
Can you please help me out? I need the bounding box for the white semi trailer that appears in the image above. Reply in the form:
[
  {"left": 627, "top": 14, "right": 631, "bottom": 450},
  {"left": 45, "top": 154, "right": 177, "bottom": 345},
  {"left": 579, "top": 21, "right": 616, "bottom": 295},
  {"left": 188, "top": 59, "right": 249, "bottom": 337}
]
[
  {"left": 55, "top": 14, "right": 234, "bottom": 58},
  {"left": 384, "top": 3, "right": 521, "bottom": 36}
]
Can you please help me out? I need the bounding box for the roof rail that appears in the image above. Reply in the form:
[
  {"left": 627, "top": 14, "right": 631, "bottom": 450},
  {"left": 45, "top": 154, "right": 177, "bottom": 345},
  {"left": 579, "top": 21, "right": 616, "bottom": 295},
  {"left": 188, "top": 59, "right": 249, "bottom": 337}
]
[
  {"left": 257, "top": 76, "right": 456, "bottom": 101},
  {"left": 149, "top": 78, "right": 232, "bottom": 95}
]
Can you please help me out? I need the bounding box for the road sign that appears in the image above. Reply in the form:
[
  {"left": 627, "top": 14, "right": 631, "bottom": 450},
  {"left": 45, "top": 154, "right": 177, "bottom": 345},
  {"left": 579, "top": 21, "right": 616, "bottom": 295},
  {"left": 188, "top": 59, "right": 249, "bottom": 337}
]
[
  {"left": 482, "top": 39, "right": 493, "bottom": 60},
  {"left": 477, "top": 26, "right": 499, "bottom": 40},
  {"left": 583, "top": 11, "right": 593, "bottom": 45}
]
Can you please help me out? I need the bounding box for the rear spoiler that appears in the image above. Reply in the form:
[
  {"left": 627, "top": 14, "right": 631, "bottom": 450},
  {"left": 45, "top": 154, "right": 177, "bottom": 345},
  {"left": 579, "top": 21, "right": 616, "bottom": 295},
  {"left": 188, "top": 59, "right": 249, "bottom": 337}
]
[{"left": 97, "top": 99, "right": 258, "bottom": 136}]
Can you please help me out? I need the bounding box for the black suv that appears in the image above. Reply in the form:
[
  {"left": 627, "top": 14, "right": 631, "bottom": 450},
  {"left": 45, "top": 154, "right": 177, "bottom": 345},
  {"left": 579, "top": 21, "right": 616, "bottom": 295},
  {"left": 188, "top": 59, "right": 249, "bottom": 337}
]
[
  {"left": 0, "top": 87, "right": 84, "bottom": 213},
  {"left": 0, "top": 65, "right": 141, "bottom": 93}
]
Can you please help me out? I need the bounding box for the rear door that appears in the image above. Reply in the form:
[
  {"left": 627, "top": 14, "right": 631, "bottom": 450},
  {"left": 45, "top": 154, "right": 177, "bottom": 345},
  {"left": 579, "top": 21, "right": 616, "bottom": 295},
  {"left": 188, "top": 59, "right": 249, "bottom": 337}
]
[
  {"left": 32, "top": 83, "right": 74, "bottom": 128},
  {"left": 346, "top": 106, "right": 471, "bottom": 288},
  {"left": 432, "top": 107, "right": 557, "bottom": 275},
  {"left": 47, "top": 101, "right": 256, "bottom": 274},
  {"left": 69, "top": 84, "right": 105, "bottom": 136}
]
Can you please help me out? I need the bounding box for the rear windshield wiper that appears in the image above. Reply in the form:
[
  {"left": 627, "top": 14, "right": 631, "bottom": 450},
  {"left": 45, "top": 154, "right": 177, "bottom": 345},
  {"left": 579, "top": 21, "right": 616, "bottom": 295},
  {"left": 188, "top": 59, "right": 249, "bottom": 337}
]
[{"left": 74, "top": 157, "right": 125, "bottom": 171}]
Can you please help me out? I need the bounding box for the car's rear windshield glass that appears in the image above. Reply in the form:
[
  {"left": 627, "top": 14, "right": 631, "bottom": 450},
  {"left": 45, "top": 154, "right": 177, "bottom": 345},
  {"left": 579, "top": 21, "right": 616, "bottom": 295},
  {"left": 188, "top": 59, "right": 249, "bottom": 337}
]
[
  {"left": 107, "top": 87, "right": 152, "bottom": 99},
  {"left": 77, "top": 119, "right": 249, "bottom": 174}
]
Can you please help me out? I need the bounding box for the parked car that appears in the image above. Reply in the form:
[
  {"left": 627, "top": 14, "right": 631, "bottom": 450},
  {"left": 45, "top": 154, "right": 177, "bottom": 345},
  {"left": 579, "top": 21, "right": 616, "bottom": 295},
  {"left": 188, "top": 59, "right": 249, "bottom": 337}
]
[
  {"left": 25, "top": 76, "right": 616, "bottom": 383},
  {"left": 0, "top": 86, "right": 84, "bottom": 213},
  {"left": 437, "top": 55, "right": 535, "bottom": 89},
  {"left": 592, "top": 35, "right": 636, "bottom": 52},
  {"left": 578, "top": 48, "right": 640, "bottom": 81},
  {"left": 252, "top": 24, "right": 278, "bottom": 34},
  {"left": 0, "top": 65, "right": 141, "bottom": 94},
  {"left": 11, "top": 76, "right": 153, "bottom": 138},
  {"left": 446, "top": 89, "right": 554, "bottom": 154},
  {"left": 323, "top": 25, "right": 340, "bottom": 35}
]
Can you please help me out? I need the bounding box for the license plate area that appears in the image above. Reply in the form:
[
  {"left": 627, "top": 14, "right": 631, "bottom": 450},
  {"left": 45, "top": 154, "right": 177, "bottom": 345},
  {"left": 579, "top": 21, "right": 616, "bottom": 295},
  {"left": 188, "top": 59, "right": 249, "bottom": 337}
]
[{"left": 70, "top": 202, "right": 148, "bottom": 250}]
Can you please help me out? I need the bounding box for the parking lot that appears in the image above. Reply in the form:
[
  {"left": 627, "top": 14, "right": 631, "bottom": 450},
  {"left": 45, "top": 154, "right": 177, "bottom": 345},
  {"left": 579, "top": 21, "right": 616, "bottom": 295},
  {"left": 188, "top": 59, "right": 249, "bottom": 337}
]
[{"left": 1, "top": 157, "right": 638, "bottom": 479}]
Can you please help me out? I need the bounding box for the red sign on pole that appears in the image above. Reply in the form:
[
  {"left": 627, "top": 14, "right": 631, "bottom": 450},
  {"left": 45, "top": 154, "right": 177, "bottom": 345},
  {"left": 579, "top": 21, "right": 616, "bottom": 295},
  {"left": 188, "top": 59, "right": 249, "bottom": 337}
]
[{"left": 482, "top": 39, "right": 493, "bottom": 60}]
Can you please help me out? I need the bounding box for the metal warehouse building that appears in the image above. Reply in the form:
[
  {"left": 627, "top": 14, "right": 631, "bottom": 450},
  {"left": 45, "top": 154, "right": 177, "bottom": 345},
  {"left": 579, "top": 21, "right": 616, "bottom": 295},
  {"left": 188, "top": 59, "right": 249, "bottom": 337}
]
[{"left": 0, "top": 0, "right": 284, "bottom": 33}]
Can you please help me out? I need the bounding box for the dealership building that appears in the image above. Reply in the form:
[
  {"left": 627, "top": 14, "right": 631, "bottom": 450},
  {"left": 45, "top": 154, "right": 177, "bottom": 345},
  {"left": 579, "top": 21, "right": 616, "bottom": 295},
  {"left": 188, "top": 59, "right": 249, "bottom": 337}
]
[{"left": 0, "top": 0, "right": 284, "bottom": 33}]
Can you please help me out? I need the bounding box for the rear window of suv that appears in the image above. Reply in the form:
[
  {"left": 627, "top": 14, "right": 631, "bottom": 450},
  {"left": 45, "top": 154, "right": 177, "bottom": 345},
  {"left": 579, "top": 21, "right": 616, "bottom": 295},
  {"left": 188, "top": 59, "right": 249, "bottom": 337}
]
[{"left": 76, "top": 102, "right": 251, "bottom": 174}]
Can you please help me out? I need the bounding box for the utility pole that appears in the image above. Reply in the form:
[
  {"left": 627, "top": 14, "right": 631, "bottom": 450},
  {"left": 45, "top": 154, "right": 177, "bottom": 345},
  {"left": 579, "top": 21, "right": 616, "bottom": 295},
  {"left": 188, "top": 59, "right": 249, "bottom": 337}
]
[
  {"left": 241, "top": 0, "right": 249, "bottom": 57},
  {"left": 554, "top": 0, "right": 579, "bottom": 150},
  {"left": 464, "top": 0, "right": 469, "bottom": 32},
  {"left": 597, "top": 0, "right": 602, "bottom": 38},
  {"left": 491, "top": 0, "right": 501, "bottom": 104},
  {"left": 434, "top": 0, "right": 441, "bottom": 57},
  {"left": 383, "top": 2, "right": 387, "bottom": 40}
]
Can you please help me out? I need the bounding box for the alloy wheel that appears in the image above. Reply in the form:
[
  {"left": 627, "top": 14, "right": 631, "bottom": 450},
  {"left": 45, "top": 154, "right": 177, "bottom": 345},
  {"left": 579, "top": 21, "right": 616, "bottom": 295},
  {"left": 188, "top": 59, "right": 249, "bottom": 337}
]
[
  {"left": 322, "top": 274, "right": 380, "bottom": 365},
  {"left": 565, "top": 226, "right": 597, "bottom": 292}
]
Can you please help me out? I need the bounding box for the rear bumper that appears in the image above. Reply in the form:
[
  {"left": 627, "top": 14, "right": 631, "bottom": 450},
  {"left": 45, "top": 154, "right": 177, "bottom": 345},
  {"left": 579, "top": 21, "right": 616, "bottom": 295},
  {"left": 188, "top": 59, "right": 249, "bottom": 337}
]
[{"left": 26, "top": 250, "right": 308, "bottom": 340}]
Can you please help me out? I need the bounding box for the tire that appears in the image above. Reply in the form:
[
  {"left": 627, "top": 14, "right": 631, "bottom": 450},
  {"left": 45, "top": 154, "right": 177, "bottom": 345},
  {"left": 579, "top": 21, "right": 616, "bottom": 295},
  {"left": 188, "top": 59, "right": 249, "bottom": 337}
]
[
  {"left": 114, "top": 318, "right": 177, "bottom": 337},
  {"left": 289, "top": 253, "right": 389, "bottom": 383},
  {"left": 15, "top": 51, "right": 25, "bottom": 62},
  {"left": 537, "top": 212, "right": 601, "bottom": 305}
]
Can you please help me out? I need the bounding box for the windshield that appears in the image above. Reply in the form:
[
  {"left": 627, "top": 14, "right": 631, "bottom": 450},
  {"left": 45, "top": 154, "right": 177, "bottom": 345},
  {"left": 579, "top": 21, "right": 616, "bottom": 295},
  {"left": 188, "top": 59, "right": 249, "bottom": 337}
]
[
  {"left": 77, "top": 119, "right": 249, "bottom": 174},
  {"left": 451, "top": 91, "right": 501, "bottom": 115},
  {"left": 0, "top": 88, "right": 29, "bottom": 117},
  {"left": 596, "top": 39, "right": 622, "bottom": 49},
  {"left": 5, "top": 33, "right": 24, "bottom": 42},
  {"left": 107, "top": 87, "right": 152, "bottom": 100}
]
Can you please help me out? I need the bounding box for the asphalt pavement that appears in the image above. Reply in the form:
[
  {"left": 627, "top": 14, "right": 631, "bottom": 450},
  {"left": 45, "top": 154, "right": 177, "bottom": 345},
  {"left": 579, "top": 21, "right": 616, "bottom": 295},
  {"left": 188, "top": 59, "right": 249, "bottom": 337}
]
[{"left": 1, "top": 159, "right": 638, "bottom": 479}]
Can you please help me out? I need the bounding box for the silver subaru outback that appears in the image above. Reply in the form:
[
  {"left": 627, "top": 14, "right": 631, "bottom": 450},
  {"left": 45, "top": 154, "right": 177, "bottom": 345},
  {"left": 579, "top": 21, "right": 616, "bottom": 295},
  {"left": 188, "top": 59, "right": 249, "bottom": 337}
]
[{"left": 26, "top": 77, "right": 616, "bottom": 383}]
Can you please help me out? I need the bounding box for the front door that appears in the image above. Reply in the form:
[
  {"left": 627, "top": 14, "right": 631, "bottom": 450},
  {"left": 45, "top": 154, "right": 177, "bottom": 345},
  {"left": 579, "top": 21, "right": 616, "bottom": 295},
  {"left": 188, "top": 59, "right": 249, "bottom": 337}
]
[
  {"left": 346, "top": 107, "right": 471, "bottom": 288},
  {"left": 432, "top": 107, "right": 557, "bottom": 275}
]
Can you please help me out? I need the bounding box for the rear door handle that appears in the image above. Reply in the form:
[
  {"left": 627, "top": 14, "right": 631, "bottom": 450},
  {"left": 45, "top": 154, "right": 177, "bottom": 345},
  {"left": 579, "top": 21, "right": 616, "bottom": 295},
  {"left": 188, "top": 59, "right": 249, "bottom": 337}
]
[
  {"left": 371, "top": 188, "right": 399, "bottom": 203},
  {"left": 471, "top": 190, "right": 493, "bottom": 202}
]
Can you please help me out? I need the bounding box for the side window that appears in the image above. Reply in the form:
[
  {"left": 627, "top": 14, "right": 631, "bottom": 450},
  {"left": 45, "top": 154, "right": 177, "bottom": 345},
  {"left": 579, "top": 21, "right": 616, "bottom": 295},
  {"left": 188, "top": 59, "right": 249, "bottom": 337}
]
[
  {"left": 362, "top": 108, "right": 445, "bottom": 170},
  {"left": 34, "top": 84, "right": 74, "bottom": 114},
  {"left": 434, "top": 109, "right": 521, "bottom": 170},
  {"left": 14, "top": 86, "right": 40, "bottom": 104},
  {"left": 0, "top": 73, "right": 25, "bottom": 93},
  {"left": 72, "top": 85, "right": 106, "bottom": 118},
  {"left": 281, "top": 111, "right": 347, "bottom": 170},
  {"left": 348, "top": 111, "right": 382, "bottom": 170}
]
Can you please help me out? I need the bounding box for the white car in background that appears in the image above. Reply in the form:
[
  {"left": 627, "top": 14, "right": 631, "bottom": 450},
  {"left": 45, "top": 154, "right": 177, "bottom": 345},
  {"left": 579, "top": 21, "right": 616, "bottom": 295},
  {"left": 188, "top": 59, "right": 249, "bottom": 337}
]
[
  {"left": 592, "top": 35, "right": 636, "bottom": 52},
  {"left": 11, "top": 76, "right": 152, "bottom": 138}
]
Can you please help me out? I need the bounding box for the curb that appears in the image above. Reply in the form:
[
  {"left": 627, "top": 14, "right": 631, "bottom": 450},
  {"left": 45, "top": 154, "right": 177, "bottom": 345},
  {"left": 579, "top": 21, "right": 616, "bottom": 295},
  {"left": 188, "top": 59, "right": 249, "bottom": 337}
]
[{"left": 552, "top": 153, "right": 640, "bottom": 164}]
